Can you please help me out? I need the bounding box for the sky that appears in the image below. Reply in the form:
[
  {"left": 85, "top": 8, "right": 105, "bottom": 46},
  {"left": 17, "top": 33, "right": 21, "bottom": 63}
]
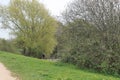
[{"left": 0, "top": 0, "right": 71, "bottom": 39}]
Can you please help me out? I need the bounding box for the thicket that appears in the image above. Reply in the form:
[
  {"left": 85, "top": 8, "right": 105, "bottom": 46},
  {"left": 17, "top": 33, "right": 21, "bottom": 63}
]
[{"left": 59, "top": 0, "right": 120, "bottom": 75}]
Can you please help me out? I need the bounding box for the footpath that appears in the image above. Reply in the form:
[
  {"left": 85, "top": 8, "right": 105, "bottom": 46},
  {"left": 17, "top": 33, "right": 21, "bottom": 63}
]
[{"left": 0, "top": 63, "right": 17, "bottom": 80}]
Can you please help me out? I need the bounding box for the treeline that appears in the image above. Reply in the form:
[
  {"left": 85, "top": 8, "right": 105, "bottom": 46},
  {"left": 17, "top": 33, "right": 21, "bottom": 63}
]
[
  {"left": 0, "top": 0, "right": 120, "bottom": 75},
  {"left": 0, "top": 38, "right": 17, "bottom": 53}
]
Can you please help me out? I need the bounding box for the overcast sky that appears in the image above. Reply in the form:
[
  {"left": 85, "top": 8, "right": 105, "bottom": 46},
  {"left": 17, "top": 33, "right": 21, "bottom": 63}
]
[{"left": 0, "top": 0, "right": 71, "bottom": 39}]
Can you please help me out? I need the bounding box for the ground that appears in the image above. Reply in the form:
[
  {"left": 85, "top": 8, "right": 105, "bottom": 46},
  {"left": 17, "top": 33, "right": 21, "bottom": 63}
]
[
  {"left": 0, "top": 63, "right": 17, "bottom": 80},
  {"left": 0, "top": 51, "right": 119, "bottom": 80}
]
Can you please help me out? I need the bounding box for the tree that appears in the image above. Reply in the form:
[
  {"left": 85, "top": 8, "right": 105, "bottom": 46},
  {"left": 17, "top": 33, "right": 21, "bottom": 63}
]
[
  {"left": 0, "top": 0, "right": 57, "bottom": 58},
  {"left": 62, "top": 0, "right": 120, "bottom": 75},
  {"left": 0, "top": 38, "right": 17, "bottom": 53}
]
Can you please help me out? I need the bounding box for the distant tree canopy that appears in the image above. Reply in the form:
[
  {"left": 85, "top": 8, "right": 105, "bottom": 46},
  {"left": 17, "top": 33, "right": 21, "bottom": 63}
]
[
  {"left": 0, "top": 38, "right": 17, "bottom": 53},
  {"left": 61, "top": 0, "right": 120, "bottom": 75},
  {"left": 0, "top": 0, "right": 58, "bottom": 58}
]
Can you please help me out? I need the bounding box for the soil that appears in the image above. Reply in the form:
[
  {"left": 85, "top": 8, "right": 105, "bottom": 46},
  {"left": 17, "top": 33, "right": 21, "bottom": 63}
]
[{"left": 0, "top": 63, "right": 18, "bottom": 80}]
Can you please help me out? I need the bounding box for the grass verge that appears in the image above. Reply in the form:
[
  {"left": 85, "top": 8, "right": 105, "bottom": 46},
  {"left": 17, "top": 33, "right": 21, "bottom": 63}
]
[{"left": 0, "top": 51, "right": 119, "bottom": 80}]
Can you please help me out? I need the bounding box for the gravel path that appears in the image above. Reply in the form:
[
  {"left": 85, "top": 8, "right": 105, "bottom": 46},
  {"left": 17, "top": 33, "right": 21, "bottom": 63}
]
[{"left": 0, "top": 63, "right": 17, "bottom": 80}]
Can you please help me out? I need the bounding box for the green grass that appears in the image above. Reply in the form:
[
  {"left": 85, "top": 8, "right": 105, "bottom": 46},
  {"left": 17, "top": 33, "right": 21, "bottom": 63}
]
[{"left": 0, "top": 51, "right": 119, "bottom": 80}]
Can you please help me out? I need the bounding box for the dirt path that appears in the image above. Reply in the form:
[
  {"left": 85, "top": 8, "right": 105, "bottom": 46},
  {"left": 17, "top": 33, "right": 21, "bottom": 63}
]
[{"left": 0, "top": 63, "right": 17, "bottom": 80}]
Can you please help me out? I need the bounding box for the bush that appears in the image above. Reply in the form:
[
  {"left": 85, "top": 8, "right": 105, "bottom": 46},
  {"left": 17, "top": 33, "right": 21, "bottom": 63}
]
[{"left": 59, "top": 20, "right": 120, "bottom": 75}]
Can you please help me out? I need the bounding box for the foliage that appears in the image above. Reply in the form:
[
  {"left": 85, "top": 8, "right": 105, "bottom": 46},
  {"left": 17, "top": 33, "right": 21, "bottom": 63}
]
[
  {"left": 0, "top": 38, "right": 17, "bottom": 53},
  {"left": 0, "top": 51, "right": 119, "bottom": 80},
  {"left": 61, "top": 0, "right": 120, "bottom": 75},
  {"left": 0, "top": 0, "right": 57, "bottom": 58}
]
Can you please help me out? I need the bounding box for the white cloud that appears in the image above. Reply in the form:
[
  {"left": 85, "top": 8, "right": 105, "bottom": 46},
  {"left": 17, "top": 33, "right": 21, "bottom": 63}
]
[
  {"left": 0, "top": 0, "right": 10, "bottom": 5},
  {"left": 0, "top": 29, "right": 11, "bottom": 39},
  {"left": 39, "top": 0, "right": 70, "bottom": 16}
]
